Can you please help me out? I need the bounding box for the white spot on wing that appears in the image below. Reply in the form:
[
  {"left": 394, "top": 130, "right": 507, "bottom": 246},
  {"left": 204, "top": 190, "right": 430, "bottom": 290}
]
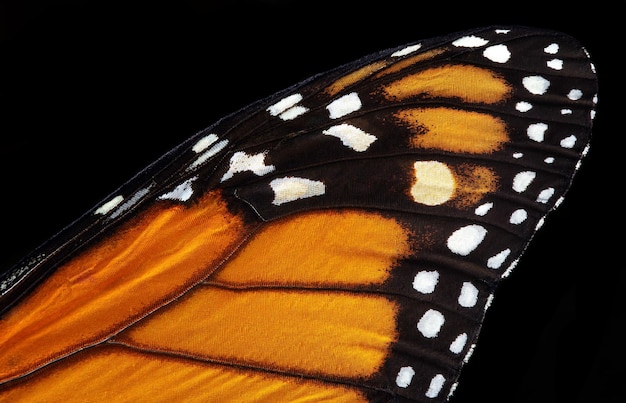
[
  {"left": 192, "top": 134, "right": 218, "bottom": 153},
  {"left": 267, "top": 93, "right": 303, "bottom": 116},
  {"left": 109, "top": 187, "right": 152, "bottom": 219},
  {"left": 452, "top": 35, "right": 488, "bottom": 47},
  {"left": 483, "top": 44, "right": 510, "bottom": 63},
  {"left": 560, "top": 135, "right": 577, "bottom": 148},
  {"left": 458, "top": 282, "right": 479, "bottom": 307},
  {"left": 392, "top": 43, "right": 421, "bottom": 57},
  {"left": 189, "top": 139, "right": 229, "bottom": 170},
  {"left": 544, "top": 43, "right": 559, "bottom": 54},
  {"left": 522, "top": 75, "right": 550, "bottom": 95},
  {"left": 450, "top": 333, "right": 468, "bottom": 354},
  {"left": 159, "top": 177, "right": 197, "bottom": 202},
  {"left": 95, "top": 195, "right": 124, "bottom": 215},
  {"left": 547, "top": 59, "right": 563, "bottom": 70},
  {"left": 396, "top": 366, "right": 415, "bottom": 388},
  {"left": 516, "top": 101, "right": 532, "bottom": 112},
  {"left": 487, "top": 249, "right": 510, "bottom": 269},
  {"left": 279, "top": 105, "right": 309, "bottom": 121},
  {"left": 322, "top": 124, "right": 377, "bottom": 152},
  {"left": 221, "top": 151, "right": 275, "bottom": 182},
  {"left": 510, "top": 209, "right": 528, "bottom": 224},
  {"left": 417, "top": 309, "right": 445, "bottom": 338},
  {"left": 474, "top": 202, "right": 493, "bottom": 216},
  {"left": 413, "top": 270, "right": 439, "bottom": 294},
  {"left": 327, "top": 92, "right": 362, "bottom": 119},
  {"left": 270, "top": 177, "right": 325, "bottom": 205},
  {"left": 567, "top": 89, "right": 583, "bottom": 100},
  {"left": 512, "top": 171, "right": 536, "bottom": 193},
  {"left": 447, "top": 225, "right": 487, "bottom": 256},
  {"left": 426, "top": 374, "right": 446, "bottom": 398},
  {"left": 537, "top": 188, "right": 555, "bottom": 204},
  {"left": 527, "top": 123, "right": 547, "bottom": 142}
]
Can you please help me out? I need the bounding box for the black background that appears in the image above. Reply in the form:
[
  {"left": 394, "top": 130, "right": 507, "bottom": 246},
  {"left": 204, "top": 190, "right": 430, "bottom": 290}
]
[{"left": 0, "top": 2, "right": 621, "bottom": 402}]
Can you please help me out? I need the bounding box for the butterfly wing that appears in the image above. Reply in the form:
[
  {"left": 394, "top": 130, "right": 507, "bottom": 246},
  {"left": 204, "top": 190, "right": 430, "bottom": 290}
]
[{"left": 0, "top": 25, "right": 597, "bottom": 402}]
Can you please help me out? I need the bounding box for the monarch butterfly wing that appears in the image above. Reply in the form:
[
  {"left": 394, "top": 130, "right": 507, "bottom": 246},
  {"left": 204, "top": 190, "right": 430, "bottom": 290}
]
[{"left": 0, "top": 25, "right": 597, "bottom": 402}]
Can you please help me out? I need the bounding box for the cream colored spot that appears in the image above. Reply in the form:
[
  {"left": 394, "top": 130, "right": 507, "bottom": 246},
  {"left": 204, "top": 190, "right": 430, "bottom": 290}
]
[
  {"left": 411, "top": 161, "right": 455, "bottom": 206},
  {"left": 270, "top": 177, "right": 326, "bottom": 205}
]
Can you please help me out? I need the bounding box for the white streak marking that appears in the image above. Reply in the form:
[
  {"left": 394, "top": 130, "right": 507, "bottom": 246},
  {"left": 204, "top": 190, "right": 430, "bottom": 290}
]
[
  {"left": 279, "top": 105, "right": 309, "bottom": 121},
  {"left": 192, "top": 134, "right": 218, "bottom": 153},
  {"left": 95, "top": 195, "right": 124, "bottom": 215},
  {"left": 270, "top": 177, "right": 325, "bottom": 205},
  {"left": 322, "top": 124, "right": 377, "bottom": 152},
  {"left": 109, "top": 187, "right": 152, "bottom": 219},
  {"left": 392, "top": 43, "right": 421, "bottom": 57},
  {"left": 447, "top": 225, "right": 487, "bottom": 256},
  {"left": 452, "top": 35, "right": 488, "bottom": 47},
  {"left": 327, "top": 92, "right": 362, "bottom": 119},
  {"left": 417, "top": 309, "right": 445, "bottom": 338},
  {"left": 189, "top": 139, "right": 229, "bottom": 170},
  {"left": 395, "top": 366, "right": 415, "bottom": 388},
  {"left": 267, "top": 93, "right": 303, "bottom": 116}
]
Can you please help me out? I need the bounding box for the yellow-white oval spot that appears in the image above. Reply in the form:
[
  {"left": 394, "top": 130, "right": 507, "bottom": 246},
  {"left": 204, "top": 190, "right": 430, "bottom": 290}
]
[{"left": 411, "top": 161, "right": 455, "bottom": 206}]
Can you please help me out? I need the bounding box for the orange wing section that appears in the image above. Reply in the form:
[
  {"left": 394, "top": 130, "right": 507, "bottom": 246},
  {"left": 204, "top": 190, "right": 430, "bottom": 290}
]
[{"left": 0, "top": 190, "right": 252, "bottom": 383}]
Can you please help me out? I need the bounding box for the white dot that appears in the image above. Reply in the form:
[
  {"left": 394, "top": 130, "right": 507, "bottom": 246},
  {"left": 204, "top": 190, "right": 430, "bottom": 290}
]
[
  {"left": 527, "top": 122, "right": 548, "bottom": 142},
  {"left": 544, "top": 156, "right": 555, "bottom": 164},
  {"left": 547, "top": 58, "right": 563, "bottom": 70},
  {"left": 561, "top": 109, "right": 572, "bottom": 115},
  {"left": 426, "top": 374, "right": 446, "bottom": 398},
  {"left": 510, "top": 209, "right": 528, "bottom": 224},
  {"left": 417, "top": 309, "right": 445, "bottom": 338},
  {"left": 458, "top": 282, "right": 479, "bottom": 307},
  {"left": 447, "top": 225, "right": 487, "bottom": 256},
  {"left": 537, "top": 187, "right": 555, "bottom": 204},
  {"left": 483, "top": 44, "right": 510, "bottom": 63},
  {"left": 413, "top": 270, "right": 439, "bottom": 294},
  {"left": 560, "top": 135, "right": 577, "bottom": 148},
  {"left": 567, "top": 89, "right": 583, "bottom": 100},
  {"left": 450, "top": 333, "right": 468, "bottom": 354},
  {"left": 487, "top": 248, "right": 511, "bottom": 269},
  {"left": 395, "top": 366, "right": 415, "bottom": 388},
  {"left": 327, "top": 92, "right": 362, "bottom": 119},
  {"left": 544, "top": 43, "right": 559, "bottom": 54},
  {"left": 516, "top": 101, "right": 532, "bottom": 112},
  {"left": 512, "top": 152, "right": 523, "bottom": 159},
  {"left": 474, "top": 202, "right": 493, "bottom": 216},
  {"left": 512, "top": 171, "right": 536, "bottom": 193},
  {"left": 523, "top": 75, "right": 550, "bottom": 95}
]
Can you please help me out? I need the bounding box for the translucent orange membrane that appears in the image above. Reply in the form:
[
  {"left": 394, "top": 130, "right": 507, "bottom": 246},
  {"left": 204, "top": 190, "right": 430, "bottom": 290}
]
[
  {"left": 381, "top": 64, "right": 511, "bottom": 104},
  {"left": 0, "top": 190, "right": 249, "bottom": 383},
  {"left": 0, "top": 345, "right": 367, "bottom": 402},
  {"left": 115, "top": 287, "right": 399, "bottom": 379},
  {"left": 211, "top": 210, "right": 411, "bottom": 287},
  {"left": 396, "top": 107, "right": 509, "bottom": 154}
]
